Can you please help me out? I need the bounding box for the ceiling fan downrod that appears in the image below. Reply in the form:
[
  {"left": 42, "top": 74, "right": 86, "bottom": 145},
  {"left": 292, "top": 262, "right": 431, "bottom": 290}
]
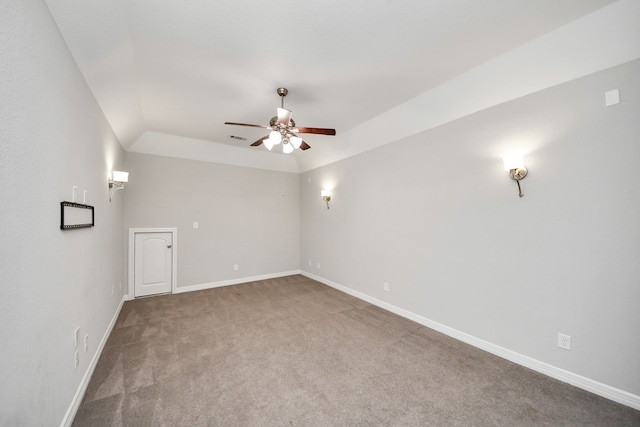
[{"left": 276, "top": 87, "right": 288, "bottom": 109}]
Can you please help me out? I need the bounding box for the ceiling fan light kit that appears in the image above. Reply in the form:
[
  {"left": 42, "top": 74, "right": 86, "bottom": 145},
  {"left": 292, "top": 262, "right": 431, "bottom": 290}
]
[{"left": 225, "top": 88, "right": 336, "bottom": 153}]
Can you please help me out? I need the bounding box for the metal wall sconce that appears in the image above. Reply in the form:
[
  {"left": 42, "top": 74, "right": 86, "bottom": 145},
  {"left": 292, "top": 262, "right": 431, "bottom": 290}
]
[
  {"left": 503, "top": 156, "right": 527, "bottom": 198},
  {"left": 321, "top": 190, "right": 331, "bottom": 209},
  {"left": 108, "top": 170, "right": 129, "bottom": 201}
]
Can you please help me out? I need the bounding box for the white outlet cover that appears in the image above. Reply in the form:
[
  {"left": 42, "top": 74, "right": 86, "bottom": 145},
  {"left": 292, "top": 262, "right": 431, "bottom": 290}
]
[
  {"left": 605, "top": 89, "right": 620, "bottom": 106},
  {"left": 558, "top": 333, "right": 571, "bottom": 350},
  {"left": 193, "top": 222, "right": 199, "bottom": 229}
]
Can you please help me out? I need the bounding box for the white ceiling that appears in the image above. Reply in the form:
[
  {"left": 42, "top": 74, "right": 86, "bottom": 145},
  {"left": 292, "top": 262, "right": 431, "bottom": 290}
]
[{"left": 44, "top": 0, "right": 622, "bottom": 172}]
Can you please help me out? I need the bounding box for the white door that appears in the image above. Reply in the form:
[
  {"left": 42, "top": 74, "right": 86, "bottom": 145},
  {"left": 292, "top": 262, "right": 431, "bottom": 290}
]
[{"left": 134, "top": 232, "right": 173, "bottom": 297}]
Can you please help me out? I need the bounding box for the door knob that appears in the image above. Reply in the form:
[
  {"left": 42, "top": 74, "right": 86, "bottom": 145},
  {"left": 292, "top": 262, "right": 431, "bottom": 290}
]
[{"left": 167, "top": 245, "right": 172, "bottom": 248}]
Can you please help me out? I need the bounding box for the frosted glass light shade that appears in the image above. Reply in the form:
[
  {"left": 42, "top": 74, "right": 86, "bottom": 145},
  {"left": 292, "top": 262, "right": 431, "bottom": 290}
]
[
  {"left": 263, "top": 138, "right": 275, "bottom": 150},
  {"left": 112, "top": 171, "right": 129, "bottom": 183},
  {"left": 290, "top": 136, "right": 302, "bottom": 149},
  {"left": 269, "top": 131, "right": 282, "bottom": 145},
  {"left": 282, "top": 143, "right": 294, "bottom": 154},
  {"left": 503, "top": 155, "right": 524, "bottom": 171}
]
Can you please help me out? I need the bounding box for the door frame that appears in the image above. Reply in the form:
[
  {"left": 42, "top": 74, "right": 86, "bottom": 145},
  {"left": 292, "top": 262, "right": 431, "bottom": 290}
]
[{"left": 128, "top": 228, "right": 177, "bottom": 299}]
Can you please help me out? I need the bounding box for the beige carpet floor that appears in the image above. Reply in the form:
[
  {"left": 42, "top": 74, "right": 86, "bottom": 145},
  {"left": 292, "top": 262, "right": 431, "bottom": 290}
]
[{"left": 72, "top": 275, "right": 640, "bottom": 426}]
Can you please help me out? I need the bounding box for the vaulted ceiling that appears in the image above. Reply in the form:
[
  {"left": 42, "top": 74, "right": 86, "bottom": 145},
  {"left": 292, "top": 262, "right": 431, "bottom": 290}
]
[{"left": 44, "top": 0, "right": 622, "bottom": 172}]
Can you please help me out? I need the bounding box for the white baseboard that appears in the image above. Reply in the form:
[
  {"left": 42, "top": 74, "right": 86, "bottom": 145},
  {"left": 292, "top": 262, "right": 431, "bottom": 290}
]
[
  {"left": 61, "top": 295, "right": 126, "bottom": 427},
  {"left": 301, "top": 271, "right": 640, "bottom": 411},
  {"left": 173, "top": 270, "right": 302, "bottom": 294}
]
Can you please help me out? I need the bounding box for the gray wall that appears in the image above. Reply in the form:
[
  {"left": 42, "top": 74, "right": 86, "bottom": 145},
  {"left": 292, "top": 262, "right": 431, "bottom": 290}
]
[
  {"left": 301, "top": 59, "right": 640, "bottom": 397},
  {"left": 0, "top": 1, "right": 126, "bottom": 424},
  {"left": 124, "top": 153, "right": 300, "bottom": 289},
  {"left": 1, "top": 1, "right": 637, "bottom": 422}
]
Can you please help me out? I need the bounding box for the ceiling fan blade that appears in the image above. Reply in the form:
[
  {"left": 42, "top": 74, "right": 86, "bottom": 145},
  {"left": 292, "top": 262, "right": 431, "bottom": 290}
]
[
  {"left": 250, "top": 135, "right": 269, "bottom": 146},
  {"left": 225, "top": 122, "right": 269, "bottom": 129},
  {"left": 277, "top": 108, "right": 292, "bottom": 126},
  {"left": 294, "top": 127, "right": 336, "bottom": 136}
]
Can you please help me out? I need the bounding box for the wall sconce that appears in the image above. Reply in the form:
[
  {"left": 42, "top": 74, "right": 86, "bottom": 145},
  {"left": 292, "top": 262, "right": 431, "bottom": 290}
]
[
  {"left": 503, "top": 156, "right": 527, "bottom": 198},
  {"left": 108, "top": 170, "right": 129, "bottom": 201},
  {"left": 321, "top": 190, "right": 331, "bottom": 209}
]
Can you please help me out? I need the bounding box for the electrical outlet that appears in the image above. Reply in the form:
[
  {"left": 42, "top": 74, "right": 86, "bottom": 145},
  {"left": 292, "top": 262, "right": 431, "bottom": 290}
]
[
  {"left": 383, "top": 282, "right": 389, "bottom": 292},
  {"left": 74, "top": 350, "right": 79, "bottom": 368},
  {"left": 193, "top": 222, "right": 199, "bottom": 229},
  {"left": 558, "top": 333, "right": 571, "bottom": 350},
  {"left": 83, "top": 334, "right": 88, "bottom": 352},
  {"left": 605, "top": 89, "right": 620, "bottom": 106},
  {"left": 233, "top": 264, "right": 238, "bottom": 271},
  {"left": 74, "top": 327, "right": 80, "bottom": 348}
]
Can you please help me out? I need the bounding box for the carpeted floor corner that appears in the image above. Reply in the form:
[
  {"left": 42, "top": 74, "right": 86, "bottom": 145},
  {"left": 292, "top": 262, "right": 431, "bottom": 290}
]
[{"left": 72, "top": 275, "right": 640, "bottom": 426}]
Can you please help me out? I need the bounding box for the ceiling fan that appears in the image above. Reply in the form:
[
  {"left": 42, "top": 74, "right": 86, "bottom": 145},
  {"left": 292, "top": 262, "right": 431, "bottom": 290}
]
[{"left": 225, "top": 88, "right": 336, "bottom": 153}]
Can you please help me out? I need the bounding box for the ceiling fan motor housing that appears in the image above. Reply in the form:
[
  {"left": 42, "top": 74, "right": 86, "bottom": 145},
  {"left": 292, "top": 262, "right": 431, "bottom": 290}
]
[{"left": 269, "top": 116, "right": 295, "bottom": 128}]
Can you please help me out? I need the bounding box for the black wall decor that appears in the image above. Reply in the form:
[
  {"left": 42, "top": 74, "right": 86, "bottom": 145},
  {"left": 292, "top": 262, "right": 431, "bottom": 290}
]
[{"left": 60, "top": 201, "right": 94, "bottom": 229}]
